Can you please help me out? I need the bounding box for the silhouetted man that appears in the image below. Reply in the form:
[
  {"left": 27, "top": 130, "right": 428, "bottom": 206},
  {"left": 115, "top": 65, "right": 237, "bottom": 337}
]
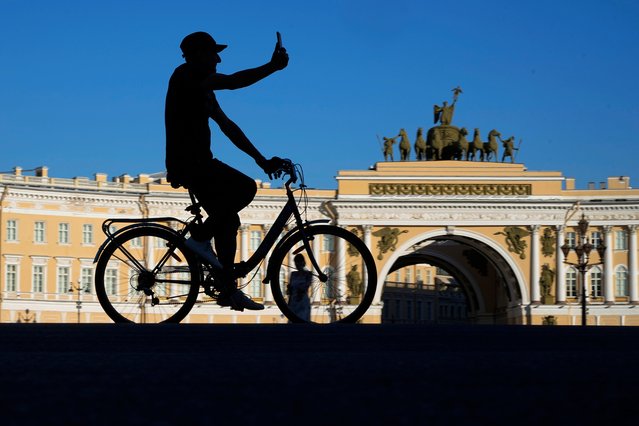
[{"left": 165, "top": 31, "right": 288, "bottom": 311}]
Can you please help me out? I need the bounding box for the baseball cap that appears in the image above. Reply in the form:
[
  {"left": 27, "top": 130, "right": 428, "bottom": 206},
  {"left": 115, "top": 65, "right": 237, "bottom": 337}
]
[{"left": 180, "top": 32, "right": 227, "bottom": 55}]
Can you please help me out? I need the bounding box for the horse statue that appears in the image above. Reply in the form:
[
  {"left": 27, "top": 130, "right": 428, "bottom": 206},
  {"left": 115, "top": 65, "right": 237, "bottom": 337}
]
[
  {"left": 414, "top": 128, "right": 427, "bottom": 160},
  {"left": 430, "top": 130, "right": 444, "bottom": 160},
  {"left": 456, "top": 127, "right": 470, "bottom": 160},
  {"left": 468, "top": 128, "right": 484, "bottom": 161},
  {"left": 398, "top": 128, "right": 411, "bottom": 161},
  {"left": 483, "top": 129, "right": 501, "bottom": 162},
  {"left": 382, "top": 137, "right": 396, "bottom": 161}
]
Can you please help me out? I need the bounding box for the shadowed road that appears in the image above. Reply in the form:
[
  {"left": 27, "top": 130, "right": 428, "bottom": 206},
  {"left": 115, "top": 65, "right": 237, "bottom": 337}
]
[{"left": 1, "top": 324, "right": 638, "bottom": 425}]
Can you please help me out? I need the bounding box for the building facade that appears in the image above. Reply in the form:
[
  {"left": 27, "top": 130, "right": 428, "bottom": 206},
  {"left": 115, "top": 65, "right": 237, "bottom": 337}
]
[{"left": 2, "top": 161, "right": 638, "bottom": 325}]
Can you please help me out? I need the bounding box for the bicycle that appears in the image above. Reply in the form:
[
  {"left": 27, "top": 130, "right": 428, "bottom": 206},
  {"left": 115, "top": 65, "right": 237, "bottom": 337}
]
[{"left": 93, "top": 159, "right": 377, "bottom": 324}]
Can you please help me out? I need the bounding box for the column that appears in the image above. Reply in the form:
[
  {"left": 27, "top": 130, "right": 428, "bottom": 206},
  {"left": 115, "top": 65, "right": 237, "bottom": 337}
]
[
  {"left": 603, "top": 226, "right": 614, "bottom": 304},
  {"left": 312, "top": 232, "right": 322, "bottom": 303},
  {"left": 262, "top": 224, "right": 274, "bottom": 303},
  {"left": 363, "top": 225, "right": 373, "bottom": 294},
  {"left": 336, "top": 228, "right": 347, "bottom": 301},
  {"left": 240, "top": 224, "right": 251, "bottom": 288},
  {"left": 555, "top": 226, "right": 566, "bottom": 304},
  {"left": 530, "top": 225, "right": 541, "bottom": 303},
  {"left": 628, "top": 225, "right": 638, "bottom": 304}
]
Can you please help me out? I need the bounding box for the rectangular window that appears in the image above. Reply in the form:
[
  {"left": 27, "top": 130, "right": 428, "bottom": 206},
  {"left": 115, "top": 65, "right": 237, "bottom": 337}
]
[
  {"left": 425, "top": 270, "right": 433, "bottom": 285},
  {"left": 34, "top": 221, "right": 46, "bottom": 243},
  {"left": 249, "top": 269, "right": 262, "bottom": 298},
  {"left": 131, "top": 236, "right": 143, "bottom": 248},
  {"left": 6, "top": 219, "right": 18, "bottom": 241},
  {"left": 57, "top": 266, "right": 70, "bottom": 293},
  {"left": 616, "top": 267, "right": 629, "bottom": 297},
  {"left": 323, "top": 235, "right": 334, "bottom": 252},
  {"left": 105, "top": 268, "right": 118, "bottom": 295},
  {"left": 614, "top": 230, "right": 628, "bottom": 250},
  {"left": 590, "top": 231, "right": 602, "bottom": 249},
  {"left": 82, "top": 224, "right": 94, "bottom": 244},
  {"left": 81, "top": 267, "right": 94, "bottom": 294},
  {"left": 566, "top": 268, "right": 577, "bottom": 298},
  {"left": 565, "top": 232, "right": 576, "bottom": 248},
  {"left": 32, "top": 265, "right": 45, "bottom": 293},
  {"left": 59, "top": 223, "right": 70, "bottom": 244},
  {"left": 590, "top": 268, "right": 602, "bottom": 298},
  {"left": 6, "top": 264, "right": 18, "bottom": 292},
  {"left": 250, "top": 231, "right": 261, "bottom": 251},
  {"left": 405, "top": 268, "right": 412, "bottom": 284}
]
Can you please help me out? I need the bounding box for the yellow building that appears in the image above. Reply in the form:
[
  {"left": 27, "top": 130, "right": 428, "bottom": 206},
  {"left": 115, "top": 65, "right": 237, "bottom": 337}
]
[{"left": 1, "top": 161, "right": 638, "bottom": 325}]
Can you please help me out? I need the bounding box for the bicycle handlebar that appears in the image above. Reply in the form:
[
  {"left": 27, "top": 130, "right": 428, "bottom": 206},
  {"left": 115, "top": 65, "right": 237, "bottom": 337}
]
[{"left": 280, "top": 158, "right": 298, "bottom": 186}]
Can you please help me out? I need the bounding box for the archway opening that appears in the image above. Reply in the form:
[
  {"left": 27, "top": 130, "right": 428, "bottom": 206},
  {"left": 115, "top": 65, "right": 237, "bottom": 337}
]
[{"left": 380, "top": 235, "right": 523, "bottom": 324}]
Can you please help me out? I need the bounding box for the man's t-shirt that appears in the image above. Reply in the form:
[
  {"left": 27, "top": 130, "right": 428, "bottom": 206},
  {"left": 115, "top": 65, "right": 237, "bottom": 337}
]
[{"left": 165, "top": 62, "right": 214, "bottom": 186}]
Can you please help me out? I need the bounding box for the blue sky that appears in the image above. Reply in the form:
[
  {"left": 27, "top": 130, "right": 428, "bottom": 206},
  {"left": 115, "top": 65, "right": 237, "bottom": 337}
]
[{"left": 1, "top": 0, "right": 638, "bottom": 189}]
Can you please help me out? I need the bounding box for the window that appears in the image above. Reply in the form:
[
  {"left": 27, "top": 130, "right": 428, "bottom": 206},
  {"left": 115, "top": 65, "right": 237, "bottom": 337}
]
[
  {"left": 32, "top": 265, "right": 45, "bottom": 293},
  {"left": 323, "top": 267, "right": 335, "bottom": 298},
  {"left": 566, "top": 267, "right": 577, "bottom": 298},
  {"left": 58, "top": 223, "right": 70, "bottom": 244},
  {"left": 131, "top": 236, "right": 142, "bottom": 248},
  {"left": 590, "top": 231, "right": 602, "bottom": 249},
  {"left": 425, "top": 269, "right": 433, "bottom": 285},
  {"left": 416, "top": 269, "right": 423, "bottom": 284},
  {"left": 323, "top": 235, "right": 334, "bottom": 253},
  {"left": 5, "top": 264, "right": 18, "bottom": 292},
  {"left": 34, "top": 221, "right": 46, "bottom": 243},
  {"left": 250, "top": 231, "right": 261, "bottom": 251},
  {"left": 6, "top": 219, "right": 18, "bottom": 241},
  {"left": 616, "top": 265, "right": 629, "bottom": 297},
  {"left": 405, "top": 268, "right": 412, "bottom": 284},
  {"left": 57, "top": 266, "right": 70, "bottom": 293},
  {"left": 590, "top": 266, "right": 602, "bottom": 298},
  {"left": 615, "top": 230, "right": 628, "bottom": 250},
  {"left": 249, "top": 269, "right": 262, "bottom": 298},
  {"left": 105, "top": 268, "right": 118, "bottom": 295},
  {"left": 82, "top": 224, "right": 94, "bottom": 244},
  {"left": 81, "top": 267, "right": 94, "bottom": 294},
  {"left": 565, "top": 232, "right": 576, "bottom": 248}
]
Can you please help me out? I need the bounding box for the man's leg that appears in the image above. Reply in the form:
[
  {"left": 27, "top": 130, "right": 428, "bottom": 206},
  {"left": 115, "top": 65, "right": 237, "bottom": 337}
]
[{"left": 189, "top": 159, "right": 261, "bottom": 309}]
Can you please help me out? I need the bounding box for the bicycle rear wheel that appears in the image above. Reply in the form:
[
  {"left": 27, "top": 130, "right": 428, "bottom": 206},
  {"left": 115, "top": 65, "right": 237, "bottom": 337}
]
[
  {"left": 95, "top": 226, "right": 201, "bottom": 323},
  {"left": 268, "top": 225, "right": 377, "bottom": 323}
]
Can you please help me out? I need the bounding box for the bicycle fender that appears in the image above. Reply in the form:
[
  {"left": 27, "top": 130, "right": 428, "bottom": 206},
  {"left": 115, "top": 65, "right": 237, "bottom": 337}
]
[{"left": 93, "top": 223, "right": 179, "bottom": 264}]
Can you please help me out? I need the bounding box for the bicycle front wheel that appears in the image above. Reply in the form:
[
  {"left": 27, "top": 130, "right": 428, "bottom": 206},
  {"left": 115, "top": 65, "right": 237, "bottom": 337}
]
[
  {"left": 269, "top": 225, "right": 377, "bottom": 324},
  {"left": 95, "top": 226, "right": 201, "bottom": 323}
]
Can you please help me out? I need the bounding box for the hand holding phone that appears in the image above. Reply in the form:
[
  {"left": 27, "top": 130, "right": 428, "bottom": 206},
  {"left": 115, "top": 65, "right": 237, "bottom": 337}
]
[{"left": 272, "top": 31, "right": 288, "bottom": 70}]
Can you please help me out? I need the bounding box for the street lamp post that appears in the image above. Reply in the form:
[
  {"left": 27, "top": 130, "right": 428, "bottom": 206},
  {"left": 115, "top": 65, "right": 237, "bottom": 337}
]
[
  {"left": 561, "top": 214, "right": 606, "bottom": 326},
  {"left": 68, "top": 282, "right": 89, "bottom": 324}
]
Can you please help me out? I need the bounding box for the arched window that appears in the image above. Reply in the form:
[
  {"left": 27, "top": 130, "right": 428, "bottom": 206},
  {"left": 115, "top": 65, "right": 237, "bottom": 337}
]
[
  {"left": 590, "top": 266, "right": 602, "bottom": 298},
  {"left": 565, "top": 267, "right": 577, "bottom": 298},
  {"left": 615, "top": 265, "right": 629, "bottom": 297}
]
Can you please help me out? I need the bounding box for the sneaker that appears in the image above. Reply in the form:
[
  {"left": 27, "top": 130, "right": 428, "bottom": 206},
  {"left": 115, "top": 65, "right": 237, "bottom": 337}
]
[
  {"left": 185, "top": 237, "right": 223, "bottom": 270},
  {"left": 217, "top": 289, "right": 265, "bottom": 311}
]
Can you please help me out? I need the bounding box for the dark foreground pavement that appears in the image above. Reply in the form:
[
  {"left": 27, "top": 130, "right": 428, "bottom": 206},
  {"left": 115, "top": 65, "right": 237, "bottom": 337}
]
[{"left": 1, "top": 324, "right": 638, "bottom": 425}]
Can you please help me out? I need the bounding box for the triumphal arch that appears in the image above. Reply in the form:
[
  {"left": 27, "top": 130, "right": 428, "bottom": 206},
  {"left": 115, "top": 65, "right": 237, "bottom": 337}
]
[{"left": 330, "top": 160, "right": 639, "bottom": 325}]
